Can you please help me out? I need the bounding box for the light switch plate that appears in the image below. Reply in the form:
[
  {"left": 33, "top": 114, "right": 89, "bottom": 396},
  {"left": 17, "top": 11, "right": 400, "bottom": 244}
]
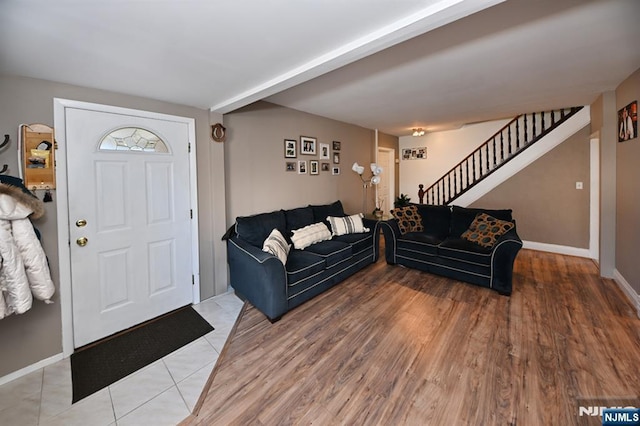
[{"left": 576, "top": 182, "right": 583, "bottom": 190}]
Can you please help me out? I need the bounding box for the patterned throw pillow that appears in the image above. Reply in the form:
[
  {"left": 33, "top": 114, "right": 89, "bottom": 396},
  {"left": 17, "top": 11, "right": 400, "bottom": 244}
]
[
  {"left": 262, "top": 229, "right": 290, "bottom": 265},
  {"left": 461, "top": 213, "right": 514, "bottom": 248},
  {"left": 291, "top": 222, "right": 332, "bottom": 250},
  {"left": 327, "top": 213, "right": 370, "bottom": 236},
  {"left": 391, "top": 205, "right": 424, "bottom": 235}
]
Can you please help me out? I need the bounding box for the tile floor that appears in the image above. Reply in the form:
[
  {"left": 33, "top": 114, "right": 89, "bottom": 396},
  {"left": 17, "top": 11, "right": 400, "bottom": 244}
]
[{"left": 0, "top": 292, "right": 244, "bottom": 426}]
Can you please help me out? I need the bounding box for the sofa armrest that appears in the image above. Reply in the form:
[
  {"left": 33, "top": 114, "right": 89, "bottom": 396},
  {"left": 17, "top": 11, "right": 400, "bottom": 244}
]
[
  {"left": 227, "top": 236, "right": 288, "bottom": 320},
  {"left": 379, "top": 219, "right": 401, "bottom": 264},
  {"left": 489, "top": 228, "right": 523, "bottom": 295},
  {"left": 362, "top": 218, "right": 381, "bottom": 262}
]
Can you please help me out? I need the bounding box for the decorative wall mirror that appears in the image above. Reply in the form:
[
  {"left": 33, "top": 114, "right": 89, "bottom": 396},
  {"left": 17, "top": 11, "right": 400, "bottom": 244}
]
[{"left": 20, "top": 123, "right": 56, "bottom": 190}]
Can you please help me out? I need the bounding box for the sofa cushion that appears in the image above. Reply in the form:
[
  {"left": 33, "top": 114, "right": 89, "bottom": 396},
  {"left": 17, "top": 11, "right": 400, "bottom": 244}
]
[
  {"left": 333, "top": 232, "right": 374, "bottom": 255},
  {"left": 309, "top": 201, "right": 345, "bottom": 227},
  {"left": 286, "top": 250, "right": 325, "bottom": 284},
  {"left": 327, "top": 213, "right": 369, "bottom": 236},
  {"left": 291, "top": 222, "right": 332, "bottom": 250},
  {"left": 236, "top": 210, "right": 286, "bottom": 247},
  {"left": 414, "top": 204, "right": 452, "bottom": 239},
  {"left": 391, "top": 205, "right": 424, "bottom": 234},
  {"left": 438, "top": 237, "right": 493, "bottom": 265},
  {"left": 461, "top": 213, "right": 515, "bottom": 248},
  {"left": 397, "top": 232, "right": 442, "bottom": 255},
  {"left": 449, "top": 206, "right": 513, "bottom": 238},
  {"left": 285, "top": 207, "right": 315, "bottom": 233},
  {"left": 262, "top": 228, "right": 290, "bottom": 265},
  {"left": 304, "top": 240, "right": 352, "bottom": 267}
]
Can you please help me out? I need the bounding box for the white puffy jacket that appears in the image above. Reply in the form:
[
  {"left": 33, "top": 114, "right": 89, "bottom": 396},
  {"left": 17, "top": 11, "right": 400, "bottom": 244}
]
[{"left": 0, "top": 183, "right": 55, "bottom": 319}]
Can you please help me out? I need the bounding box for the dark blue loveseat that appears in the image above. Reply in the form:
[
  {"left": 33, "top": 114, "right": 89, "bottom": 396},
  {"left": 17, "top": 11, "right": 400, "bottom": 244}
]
[
  {"left": 381, "top": 204, "right": 522, "bottom": 295},
  {"left": 224, "top": 201, "right": 380, "bottom": 321}
]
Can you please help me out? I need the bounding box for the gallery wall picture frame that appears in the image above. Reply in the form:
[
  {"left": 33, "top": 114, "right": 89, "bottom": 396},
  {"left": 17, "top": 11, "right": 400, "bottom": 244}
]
[
  {"left": 332, "top": 166, "right": 340, "bottom": 175},
  {"left": 321, "top": 162, "right": 330, "bottom": 172},
  {"left": 618, "top": 100, "right": 637, "bottom": 142},
  {"left": 319, "top": 143, "right": 330, "bottom": 159},
  {"left": 402, "top": 147, "right": 427, "bottom": 160},
  {"left": 300, "top": 136, "right": 317, "bottom": 155},
  {"left": 286, "top": 161, "right": 296, "bottom": 172},
  {"left": 310, "top": 160, "right": 319, "bottom": 175},
  {"left": 298, "top": 160, "right": 307, "bottom": 174},
  {"left": 284, "top": 139, "right": 297, "bottom": 158},
  {"left": 332, "top": 140, "right": 341, "bottom": 151},
  {"left": 333, "top": 152, "right": 340, "bottom": 164}
]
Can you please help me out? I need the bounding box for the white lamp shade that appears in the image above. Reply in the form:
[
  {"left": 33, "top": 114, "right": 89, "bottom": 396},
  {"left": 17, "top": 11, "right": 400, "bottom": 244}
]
[
  {"left": 371, "top": 175, "right": 381, "bottom": 185},
  {"left": 370, "top": 164, "right": 383, "bottom": 175},
  {"left": 351, "top": 162, "right": 365, "bottom": 175}
]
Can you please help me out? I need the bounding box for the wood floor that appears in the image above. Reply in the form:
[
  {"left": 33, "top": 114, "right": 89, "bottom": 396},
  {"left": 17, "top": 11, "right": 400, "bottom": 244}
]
[{"left": 182, "top": 249, "right": 640, "bottom": 426}]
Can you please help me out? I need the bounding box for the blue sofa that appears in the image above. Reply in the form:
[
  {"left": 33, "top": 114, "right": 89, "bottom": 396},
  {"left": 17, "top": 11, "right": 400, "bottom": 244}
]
[
  {"left": 380, "top": 204, "right": 522, "bottom": 295},
  {"left": 224, "top": 201, "right": 380, "bottom": 321}
]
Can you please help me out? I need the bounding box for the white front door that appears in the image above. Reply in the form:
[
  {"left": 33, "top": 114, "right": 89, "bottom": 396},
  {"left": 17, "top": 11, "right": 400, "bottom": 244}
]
[{"left": 64, "top": 106, "right": 195, "bottom": 348}]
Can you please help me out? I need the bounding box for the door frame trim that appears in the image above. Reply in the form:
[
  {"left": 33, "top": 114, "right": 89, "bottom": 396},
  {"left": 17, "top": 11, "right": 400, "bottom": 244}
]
[{"left": 53, "top": 98, "right": 200, "bottom": 356}]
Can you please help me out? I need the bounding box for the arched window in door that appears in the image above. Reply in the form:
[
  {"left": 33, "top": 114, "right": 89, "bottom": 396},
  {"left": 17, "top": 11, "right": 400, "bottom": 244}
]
[{"left": 99, "top": 127, "right": 169, "bottom": 153}]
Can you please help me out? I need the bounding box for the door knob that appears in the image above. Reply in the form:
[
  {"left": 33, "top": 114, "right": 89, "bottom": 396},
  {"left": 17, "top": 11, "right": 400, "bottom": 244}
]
[
  {"left": 76, "top": 237, "right": 88, "bottom": 247},
  {"left": 76, "top": 219, "right": 87, "bottom": 227}
]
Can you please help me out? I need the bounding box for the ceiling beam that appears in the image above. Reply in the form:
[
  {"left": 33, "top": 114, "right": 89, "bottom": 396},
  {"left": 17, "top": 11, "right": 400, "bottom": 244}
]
[{"left": 211, "top": 0, "right": 505, "bottom": 114}]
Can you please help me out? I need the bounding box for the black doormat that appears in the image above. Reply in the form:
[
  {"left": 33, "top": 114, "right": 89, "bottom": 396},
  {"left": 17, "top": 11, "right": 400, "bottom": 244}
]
[{"left": 71, "top": 306, "right": 213, "bottom": 403}]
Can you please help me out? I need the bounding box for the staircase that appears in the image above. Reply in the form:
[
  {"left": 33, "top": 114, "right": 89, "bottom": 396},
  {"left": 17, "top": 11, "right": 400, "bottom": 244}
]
[{"left": 418, "top": 106, "right": 585, "bottom": 205}]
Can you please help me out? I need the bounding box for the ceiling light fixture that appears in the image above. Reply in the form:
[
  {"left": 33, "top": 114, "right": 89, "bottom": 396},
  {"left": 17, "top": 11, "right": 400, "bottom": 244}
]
[{"left": 412, "top": 128, "right": 425, "bottom": 137}]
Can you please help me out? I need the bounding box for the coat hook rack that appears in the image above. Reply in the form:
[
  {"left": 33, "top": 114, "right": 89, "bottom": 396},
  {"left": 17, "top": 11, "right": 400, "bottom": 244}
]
[{"left": 0, "top": 135, "right": 9, "bottom": 174}]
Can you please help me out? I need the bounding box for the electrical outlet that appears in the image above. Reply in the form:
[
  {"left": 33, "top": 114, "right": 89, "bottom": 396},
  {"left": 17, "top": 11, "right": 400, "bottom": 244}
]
[{"left": 576, "top": 182, "right": 583, "bottom": 190}]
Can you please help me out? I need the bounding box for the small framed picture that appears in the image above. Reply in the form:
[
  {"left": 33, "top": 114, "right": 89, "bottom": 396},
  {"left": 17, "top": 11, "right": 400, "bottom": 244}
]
[
  {"left": 284, "top": 139, "right": 297, "bottom": 158},
  {"left": 319, "top": 143, "right": 330, "bottom": 159},
  {"left": 300, "top": 136, "right": 317, "bottom": 155},
  {"left": 332, "top": 166, "right": 340, "bottom": 175},
  {"left": 618, "top": 100, "right": 637, "bottom": 142},
  {"left": 332, "top": 141, "right": 341, "bottom": 151},
  {"left": 402, "top": 147, "right": 427, "bottom": 160},
  {"left": 321, "top": 162, "right": 330, "bottom": 172},
  {"left": 310, "top": 160, "right": 319, "bottom": 175},
  {"left": 285, "top": 161, "right": 296, "bottom": 172},
  {"left": 333, "top": 152, "right": 340, "bottom": 164},
  {"left": 298, "top": 160, "right": 307, "bottom": 174}
]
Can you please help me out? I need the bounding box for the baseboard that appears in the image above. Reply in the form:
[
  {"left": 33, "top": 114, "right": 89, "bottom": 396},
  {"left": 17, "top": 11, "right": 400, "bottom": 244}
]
[
  {"left": 0, "top": 352, "right": 64, "bottom": 387},
  {"left": 522, "top": 241, "right": 592, "bottom": 259},
  {"left": 613, "top": 269, "right": 640, "bottom": 319}
]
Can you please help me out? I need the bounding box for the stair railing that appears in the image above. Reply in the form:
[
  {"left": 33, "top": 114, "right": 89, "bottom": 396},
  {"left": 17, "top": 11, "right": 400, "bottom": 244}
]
[{"left": 418, "top": 106, "right": 583, "bottom": 205}]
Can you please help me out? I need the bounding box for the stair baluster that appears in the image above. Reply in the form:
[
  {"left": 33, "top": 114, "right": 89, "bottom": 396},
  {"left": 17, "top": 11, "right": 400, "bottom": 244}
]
[
  {"left": 453, "top": 166, "right": 458, "bottom": 198},
  {"left": 492, "top": 137, "right": 497, "bottom": 168}
]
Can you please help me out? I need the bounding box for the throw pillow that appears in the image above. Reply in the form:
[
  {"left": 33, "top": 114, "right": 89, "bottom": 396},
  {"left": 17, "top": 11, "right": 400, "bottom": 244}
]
[
  {"left": 461, "top": 213, "right": 514, "bottom": 248},
  {"left": 391, "top": 205, "right": 424, "bottom": 235},
  {"left": 262, "top": 228, "right": 290, "bottom": 265},
  {"left": 327, "top": 213, "right": 370, "bottom": 236},
  {"left": 291, "top": 222, "right": 332, "bottom": 250}
]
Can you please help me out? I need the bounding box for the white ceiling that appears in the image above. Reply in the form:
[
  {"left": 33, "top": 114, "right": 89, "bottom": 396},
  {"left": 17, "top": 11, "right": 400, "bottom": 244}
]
[{"left": 1, "top": 0, "right": 639, "bottom": 136}]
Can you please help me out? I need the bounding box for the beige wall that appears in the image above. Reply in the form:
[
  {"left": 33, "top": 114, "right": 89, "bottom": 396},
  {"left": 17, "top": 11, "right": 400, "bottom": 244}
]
[
  {"left": 377, "top": 131, "right": 400, "bottom": 197},
  {"left": 470, "top": 126, "right": 591, "bottom": 248},
  {"left": 0, "top": 74, "right": 227, "bottom": 377},
  {"left": 615, "top": 68, "right": 640, "bottom": 294},
  {"left": 223, "top": 102, "right": 375, "bottom": 222}
]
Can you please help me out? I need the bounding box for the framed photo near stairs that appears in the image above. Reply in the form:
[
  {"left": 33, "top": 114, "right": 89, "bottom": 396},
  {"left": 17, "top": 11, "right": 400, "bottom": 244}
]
[{"left": 618, "top": 101, "right": 637, "bottom": 142}]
